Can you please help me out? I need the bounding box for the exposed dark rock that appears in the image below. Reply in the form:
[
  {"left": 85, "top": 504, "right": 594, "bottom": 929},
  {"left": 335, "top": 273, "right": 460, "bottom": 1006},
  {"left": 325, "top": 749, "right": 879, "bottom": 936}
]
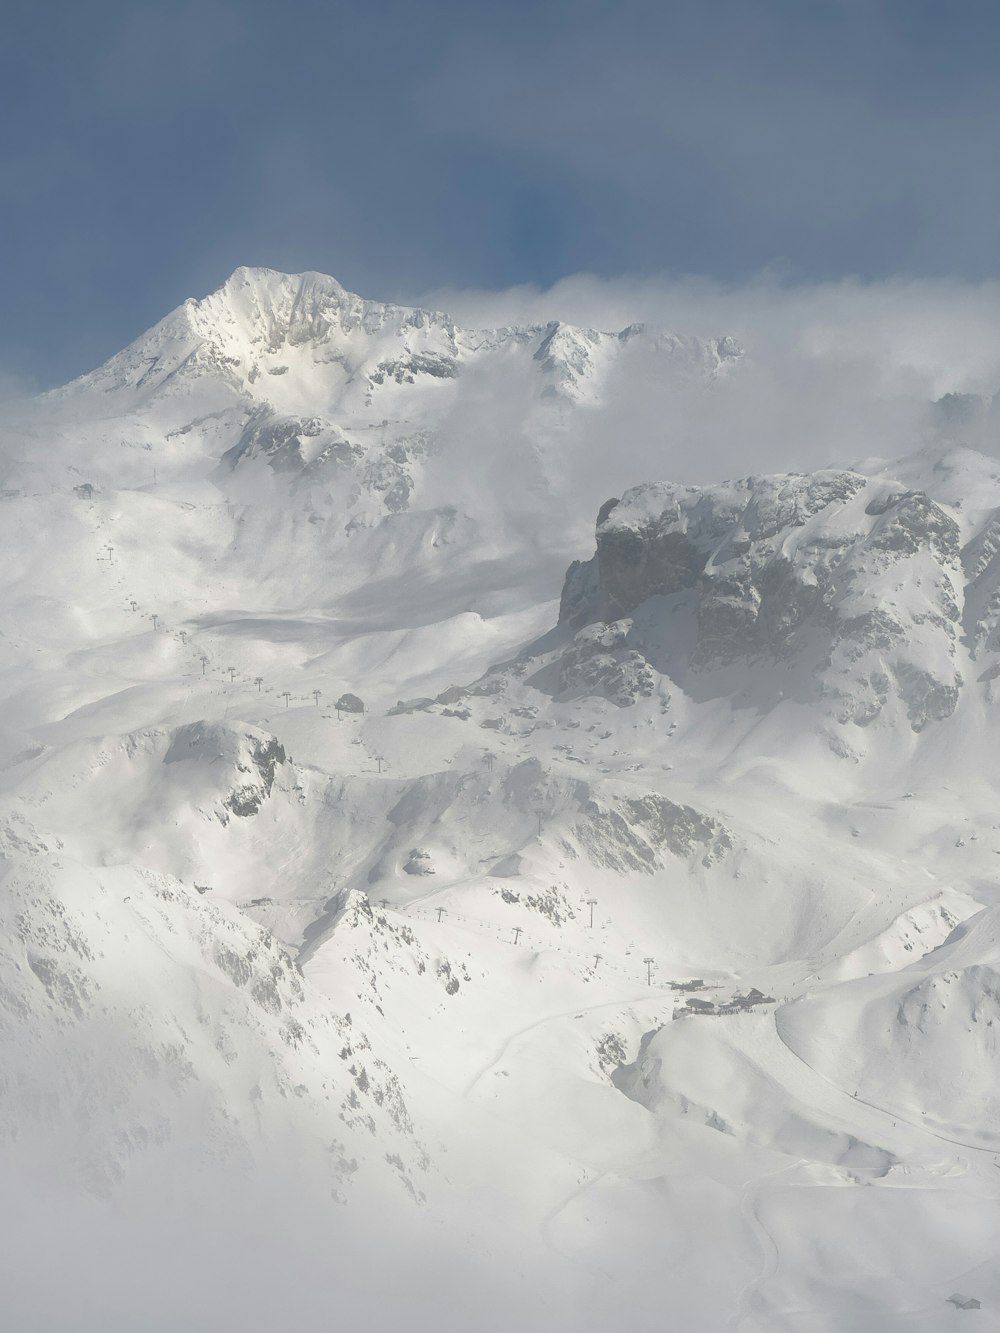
[
  {"left": 387, "top": 697, "right": 434, "bottom": 715},
  {"left": 556, "top": 467, "right": 966, "bottom": 731},
  {"left": 575, "top": 794, "right": 732, "bottom": 872},
  {"left": 226, "top": 735, "right": 287, "bottom": 817},
  {"left": 223, "top": 410, "right": 324, "bottom": 471},
  {"left": 554, "top": 619, "right": 657, "bottom": 706}
]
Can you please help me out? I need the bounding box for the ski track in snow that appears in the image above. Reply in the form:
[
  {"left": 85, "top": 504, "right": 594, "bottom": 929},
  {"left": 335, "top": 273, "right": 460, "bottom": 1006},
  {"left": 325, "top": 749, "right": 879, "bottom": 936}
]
[{"left": 461, "top": 988, "right": 681, "bottom": 1100}]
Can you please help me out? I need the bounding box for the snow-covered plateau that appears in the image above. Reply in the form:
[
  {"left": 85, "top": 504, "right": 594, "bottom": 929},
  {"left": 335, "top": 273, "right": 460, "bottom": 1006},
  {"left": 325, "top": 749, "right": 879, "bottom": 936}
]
[{"left": 3, "top": 266, "right": 1000, "bottom": 1330}]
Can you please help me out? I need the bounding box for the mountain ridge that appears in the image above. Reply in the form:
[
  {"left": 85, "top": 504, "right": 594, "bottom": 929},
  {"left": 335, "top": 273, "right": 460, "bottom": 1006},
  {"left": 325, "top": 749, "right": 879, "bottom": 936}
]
[{"left": 53, "top": 264, "right": 744, "bottom": 408}]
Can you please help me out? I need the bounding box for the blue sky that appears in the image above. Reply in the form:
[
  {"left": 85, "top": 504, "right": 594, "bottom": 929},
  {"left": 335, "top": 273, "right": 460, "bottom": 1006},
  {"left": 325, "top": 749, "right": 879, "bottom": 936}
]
[{"left": 3, "top": 0, "right": 1000, "bottom": 386}]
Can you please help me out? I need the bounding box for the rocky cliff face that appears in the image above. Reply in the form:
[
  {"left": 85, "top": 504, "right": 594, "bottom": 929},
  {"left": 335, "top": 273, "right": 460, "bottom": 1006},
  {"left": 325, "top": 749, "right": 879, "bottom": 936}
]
[{"left": 557, "top": 450, "right": 1000, "bottom": 733}]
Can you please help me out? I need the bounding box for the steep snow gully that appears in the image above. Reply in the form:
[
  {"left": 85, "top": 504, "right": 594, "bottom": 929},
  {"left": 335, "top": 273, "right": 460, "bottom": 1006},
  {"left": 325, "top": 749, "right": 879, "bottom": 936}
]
[{"left": 3, "top": 267, "right": 1000, "bottom": 1329}]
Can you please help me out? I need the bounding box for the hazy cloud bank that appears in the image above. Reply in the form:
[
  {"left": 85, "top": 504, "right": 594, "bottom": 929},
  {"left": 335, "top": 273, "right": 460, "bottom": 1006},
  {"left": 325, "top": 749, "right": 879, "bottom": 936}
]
[{"left": 417, "top": 272, "right": 1000, "bottom": 496}]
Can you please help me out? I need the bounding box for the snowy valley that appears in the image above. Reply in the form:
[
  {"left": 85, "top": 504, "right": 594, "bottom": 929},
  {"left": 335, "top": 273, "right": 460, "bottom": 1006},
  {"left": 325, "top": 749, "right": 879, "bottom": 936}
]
[{"left": 3, "top": 267, "right": 1000, "bottom": 1330}]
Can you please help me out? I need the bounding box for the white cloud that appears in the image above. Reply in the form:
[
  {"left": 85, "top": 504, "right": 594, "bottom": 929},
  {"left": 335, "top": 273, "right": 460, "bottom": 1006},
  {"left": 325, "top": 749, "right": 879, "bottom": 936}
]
[{"left": 415, "top": 271, "right": 1000, "bottom": 495}]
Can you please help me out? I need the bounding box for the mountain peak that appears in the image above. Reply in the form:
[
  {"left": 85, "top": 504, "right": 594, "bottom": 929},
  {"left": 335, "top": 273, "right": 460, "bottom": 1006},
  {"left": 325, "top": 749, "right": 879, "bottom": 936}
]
[
  {"left": 54, "top": 263, "right": 742, "bottom": 417},
  {"left": 203, "top": 265, "right": 354, "bottom": 322},
  {"left": 218, "top": 264, "right": 349, "bottom": 297},
  {"left": 185, "top": 265, "right": 362, "bottom": 351}
]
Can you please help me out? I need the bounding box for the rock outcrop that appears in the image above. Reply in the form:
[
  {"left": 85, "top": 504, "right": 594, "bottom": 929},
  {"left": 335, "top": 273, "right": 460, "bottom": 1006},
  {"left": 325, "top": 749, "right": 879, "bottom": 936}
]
[{"left": 559, "top": 461, "right": 976, "bottom": 731}]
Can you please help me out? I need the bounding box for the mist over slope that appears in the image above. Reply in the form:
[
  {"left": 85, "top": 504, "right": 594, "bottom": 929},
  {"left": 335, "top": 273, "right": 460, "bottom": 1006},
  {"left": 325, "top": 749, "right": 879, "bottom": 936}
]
[{"left": 3, "top": 268, "right": 1000, "bottom": 1331}]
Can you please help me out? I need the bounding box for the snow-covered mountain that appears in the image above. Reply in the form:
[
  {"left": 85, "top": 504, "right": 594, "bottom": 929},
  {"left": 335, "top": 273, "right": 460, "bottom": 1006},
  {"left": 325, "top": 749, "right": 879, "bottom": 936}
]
[{"left": 4, "top": 268, "right": 1000, "bottom": 1331}]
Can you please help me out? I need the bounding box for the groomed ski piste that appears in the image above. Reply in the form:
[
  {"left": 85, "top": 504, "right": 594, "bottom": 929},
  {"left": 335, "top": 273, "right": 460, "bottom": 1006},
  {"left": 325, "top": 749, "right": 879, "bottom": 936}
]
[{"left": 3, "top": 267, "right": 1000, "bottom": 1330}]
